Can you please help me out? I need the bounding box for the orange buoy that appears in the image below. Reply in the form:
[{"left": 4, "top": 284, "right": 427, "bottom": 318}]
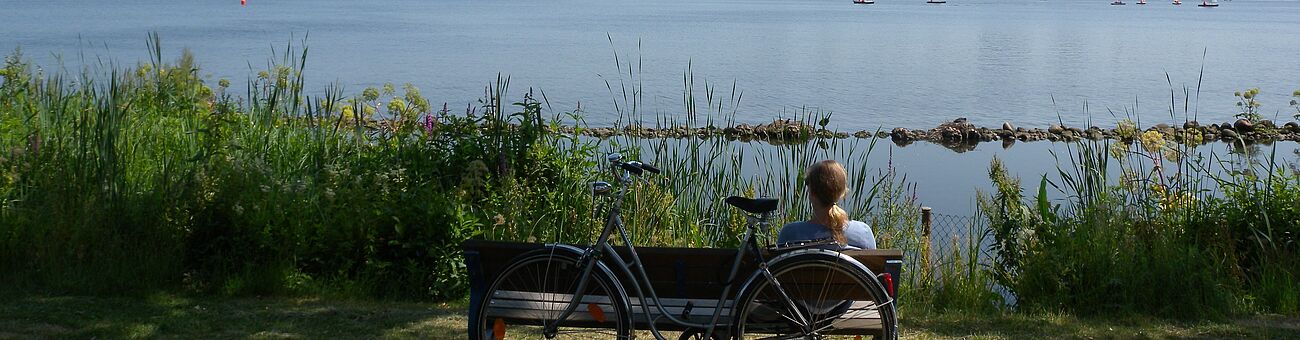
[{"left": 241, "top": 0, "right": 246, "bottom": 6}]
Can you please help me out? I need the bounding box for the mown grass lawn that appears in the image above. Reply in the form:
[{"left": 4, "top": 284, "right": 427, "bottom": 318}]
[
  {"left": 0, "top": 293, "right": 467, "bottom": 339},
  {"left": 901, "top": 311, "right": 1300, "bottom": 339},
  {"left": 1, "top": 293, "right": 1297, "bottom": 339}
]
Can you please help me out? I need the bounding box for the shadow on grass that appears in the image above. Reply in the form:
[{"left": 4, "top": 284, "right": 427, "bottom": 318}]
[
  {"left": 4, "top": 292, "right": 1298, "bottom": 339},
  {"left": 0, "top": 293, "right": 466, "bottom": 338}
]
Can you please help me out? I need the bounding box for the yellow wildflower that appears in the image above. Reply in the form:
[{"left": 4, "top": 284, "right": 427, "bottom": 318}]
[
  {"left": 1181, "top": 129, "right": 1203, "bottom": 146},
  {"left": 362, "top": 87, "right": 379, "bottom": 102},
  {"left": 1160, "top": 189, "right": 1197, "bottom": 211},
  {"left": 1164, "top": 148, "right": 1183, "bottom": 163},
  {"left": 341, "top": 106, "right": 356, "bottom": 121},
  {"left": 387, "top": 97, "right": 407, "bottom": 113},
  {"left": 1108, "top": 142, "right": 1128, "bottom": 159},
  {"left": 1140, "top": 130, "right": 1165, "bottom": 153},
  {"left": 1116, "top": 119, "right": 1138, "bottom": 139}
]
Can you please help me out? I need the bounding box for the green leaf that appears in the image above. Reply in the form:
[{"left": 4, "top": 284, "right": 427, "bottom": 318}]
[{"left": 1037, "top": 175, "right": 1054, "bottom": 223}]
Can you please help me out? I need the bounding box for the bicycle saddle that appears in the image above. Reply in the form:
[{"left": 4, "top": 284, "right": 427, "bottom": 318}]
[{"left": 725, "top": 196, "right": 779, "bottom": 214}]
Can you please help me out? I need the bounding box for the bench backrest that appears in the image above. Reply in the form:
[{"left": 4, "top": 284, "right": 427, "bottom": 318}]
[{"left": 462, "top": 240, "right": 903, "bottom": 300}]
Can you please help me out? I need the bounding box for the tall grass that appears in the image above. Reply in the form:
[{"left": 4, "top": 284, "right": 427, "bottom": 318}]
[
  {"left": 0, "top": 40, "right": 924, "bottom": 300},
  {"left": 979, "top": 128, "right": 1298, "bottom": 317},
  {"left": 2, "top": 38, "right": 1294, "bottom": 320}
]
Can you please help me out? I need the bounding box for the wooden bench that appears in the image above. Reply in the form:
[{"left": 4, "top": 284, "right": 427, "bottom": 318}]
[{"left": 463, "top": 240, "right": 903, "bottom": 337}]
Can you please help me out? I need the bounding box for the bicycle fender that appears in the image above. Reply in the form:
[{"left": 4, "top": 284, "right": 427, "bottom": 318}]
[{"left": 736, "top": 248, "right": 879, "bottom": 295}]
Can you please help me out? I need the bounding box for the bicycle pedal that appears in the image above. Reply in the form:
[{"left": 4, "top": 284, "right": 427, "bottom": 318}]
[{"left": 680, "top": 300, "right": 694, "bottom": 320}]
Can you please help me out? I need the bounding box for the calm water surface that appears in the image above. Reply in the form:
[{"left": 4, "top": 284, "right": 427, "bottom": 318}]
[
  {"left": 4, "top": 0, "right": 1300, "bottom": 129},
  {"left": 4, "top": 0, "right": 1299, "bottom": 216}
]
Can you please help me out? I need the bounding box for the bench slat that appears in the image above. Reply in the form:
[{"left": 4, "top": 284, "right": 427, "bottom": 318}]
[
  {"left": 463, "top": 240, "right": 902, "bottom": 300},
  {"left": 485, "top": 290, "right": 882, "bottom": 331}
]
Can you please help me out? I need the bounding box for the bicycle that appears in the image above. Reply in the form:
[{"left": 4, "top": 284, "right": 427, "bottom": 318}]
[{"left": 472, "top": 153, "right": 898, "bottom": 339}]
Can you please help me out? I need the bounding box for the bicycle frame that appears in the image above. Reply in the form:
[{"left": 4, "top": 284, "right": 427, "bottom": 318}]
[{"left": 543, "top": 155, "right": 806, "bottom": 340}]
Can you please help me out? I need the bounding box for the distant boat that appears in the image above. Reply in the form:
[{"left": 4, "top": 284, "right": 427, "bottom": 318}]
[
  {"left": 1198, "top": 0, "right": 1218, "bottom": 6},
  {"left": 1137, "top": 0, "right": 1147, "bottom": 4},
  {"left": 1111, "top": 0, "right": 1126, "bottom": 4},
  {"left": 1172, "top": 0, "right": 1182, "bottom": 5},
  {"left": 854, "top": 0, "right": 875, "bottom": 4},
  {"left": 927, "top": 0, "right": 946, "bottom": 4}
]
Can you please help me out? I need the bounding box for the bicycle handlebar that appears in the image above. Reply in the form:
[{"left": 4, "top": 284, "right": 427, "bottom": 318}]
[
  {"left": 639, "top": 162, "right": 660, "bottom": 174},
  {"left": 607, "top": 153, "right": 660, "bottom": 177},
  {"left": 619, "top": 162, "right": 644, "bottom": 175}
]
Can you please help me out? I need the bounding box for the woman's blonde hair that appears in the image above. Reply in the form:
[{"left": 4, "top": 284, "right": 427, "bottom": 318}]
[{"left": 805, "top": 160, "right": 849, "bottom": 244}]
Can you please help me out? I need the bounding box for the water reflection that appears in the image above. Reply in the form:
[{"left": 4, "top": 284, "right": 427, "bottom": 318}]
[{"left": 610, "top": 136, "right": 1299, "bottom": 219}]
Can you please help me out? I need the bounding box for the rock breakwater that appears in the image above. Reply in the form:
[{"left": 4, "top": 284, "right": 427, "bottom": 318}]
[{"left": 548, "top": 118, "right": 1300, "bottom": 151}]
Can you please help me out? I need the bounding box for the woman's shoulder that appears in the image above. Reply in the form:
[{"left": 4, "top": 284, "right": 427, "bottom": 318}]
[
  {"left": 846, "top": 220, "right": 872, "bottom": 230},
  {"left": 844, "top": 220, "right": 877, "bottom": 249}
]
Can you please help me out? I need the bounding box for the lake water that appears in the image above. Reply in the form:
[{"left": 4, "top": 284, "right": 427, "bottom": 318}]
[
  {"left": 3, "top": 0, "right": 1299, "bottom": 217},
  {"left": 4, "top": 0, "right": 1300, "bottom": 129}
]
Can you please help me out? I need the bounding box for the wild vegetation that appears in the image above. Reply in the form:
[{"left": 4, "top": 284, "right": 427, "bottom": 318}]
[
  {"left": 0, "top": 40, "right": 912, "bottom": 301},
  {"left": 1, "top": 41, "right": 1297, "bottom": 326}
]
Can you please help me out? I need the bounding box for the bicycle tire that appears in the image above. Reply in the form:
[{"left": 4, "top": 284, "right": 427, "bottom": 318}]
[
  {"left": 475, "top": 248, "right": 632, "bottom": 339},
  {"left": 732, "top": 251, "right": 898, "bottom": 340}
]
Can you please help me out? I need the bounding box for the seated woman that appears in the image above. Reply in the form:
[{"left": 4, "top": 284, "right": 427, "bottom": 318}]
[
  {"left": 746, "top": 160, "right": 877, "bottom": 324},
  {"left": 778, "top": 160, "right": 877, "bottom": 250}
]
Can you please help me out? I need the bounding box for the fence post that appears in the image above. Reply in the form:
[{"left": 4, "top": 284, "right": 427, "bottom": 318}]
[
  {"left": 921, "top": 206, "right": 932, "bottom": 238},
  {"left": 920, "top": 206, "right": 933, "bottom": 281}
]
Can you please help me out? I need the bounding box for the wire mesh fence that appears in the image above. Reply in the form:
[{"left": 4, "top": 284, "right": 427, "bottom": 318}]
[
  {"left": 924, "top": 210, "right": 991, "bottom": 263},
  {"left": 889, "top": 206, "right": 1005, "bottom": 298}
]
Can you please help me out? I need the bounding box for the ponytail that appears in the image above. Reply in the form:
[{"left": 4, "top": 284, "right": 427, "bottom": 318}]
[
  {"left": 805, "top": 160, "right": 851, "bottom": 245},
  {"left": 828, "top": 204, "right": 849, "bottom": 244}
]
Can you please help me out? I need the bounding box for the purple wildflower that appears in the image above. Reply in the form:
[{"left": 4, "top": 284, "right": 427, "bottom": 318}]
[{"left": 423, "top": 113, "right": 437, "bottom": 136}]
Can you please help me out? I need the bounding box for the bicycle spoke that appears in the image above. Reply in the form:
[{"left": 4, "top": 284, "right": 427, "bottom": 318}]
[
  {"left": 479, "top": 252, "right": 628, "bottom": 339},
  {"left": 737, "top": 255, "right": 895, "bottom": 339}
]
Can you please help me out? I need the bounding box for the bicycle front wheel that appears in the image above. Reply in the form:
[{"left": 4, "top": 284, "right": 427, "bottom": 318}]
[
  {"left": 733, "top": 256, "right": 897, "bottom": 340},
  {"left": 475, "top": 249, "right": 631, "bottom": 339}
]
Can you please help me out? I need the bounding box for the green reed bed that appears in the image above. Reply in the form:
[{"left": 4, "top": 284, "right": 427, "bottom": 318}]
[
  {"left": 1, "top": 41, "right": 1296, "bottom": 324},
  {"left": 971, "top": 113, "right": 1300, "bottom": 318},
  {"left": 0, "top": 42, "right": 921, "bottom": 302}
]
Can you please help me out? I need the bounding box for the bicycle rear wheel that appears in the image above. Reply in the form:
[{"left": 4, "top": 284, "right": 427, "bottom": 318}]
[
  {"left": 475, "top": 249, "right": 631, "bottom": 339},
  {"left": 733, "top": 256, "right": 897, "bottom": 340}
]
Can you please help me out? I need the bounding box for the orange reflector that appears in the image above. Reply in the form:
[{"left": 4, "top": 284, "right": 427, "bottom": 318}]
[
  {"left": 855, "top": 335, "right": 863, "bottom": 340},
  {"left": 493, "top": 318, "right": 506, "bottom": 340},
  {"left": 588, "top": 303, "right": 607, "bottom": 323}
]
